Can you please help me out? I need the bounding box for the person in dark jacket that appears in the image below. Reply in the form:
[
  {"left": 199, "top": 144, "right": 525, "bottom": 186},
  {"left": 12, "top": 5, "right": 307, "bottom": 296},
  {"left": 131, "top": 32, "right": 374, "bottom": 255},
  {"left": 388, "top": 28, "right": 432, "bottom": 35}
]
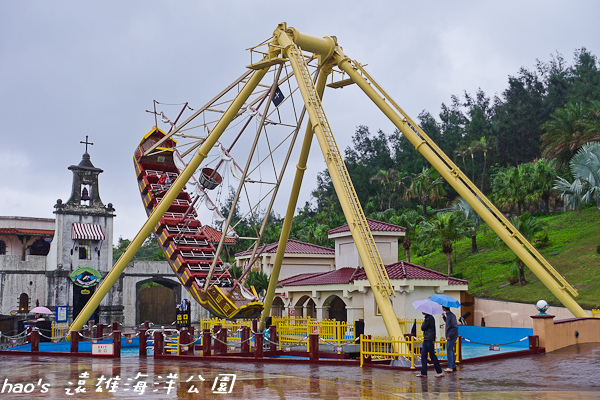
[
  {"left": 442, "top": 306, "right": 458, "bottom": 372},
  {"left": 416, "top": 312, "right": 444, "bottom": 377}
]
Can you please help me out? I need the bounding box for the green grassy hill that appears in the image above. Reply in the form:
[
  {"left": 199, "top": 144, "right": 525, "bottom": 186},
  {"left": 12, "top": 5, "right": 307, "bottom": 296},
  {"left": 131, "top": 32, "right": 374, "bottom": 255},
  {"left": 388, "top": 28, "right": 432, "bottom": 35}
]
[{"left": 410, "top": 207, "right": 600, "bottom": 310}]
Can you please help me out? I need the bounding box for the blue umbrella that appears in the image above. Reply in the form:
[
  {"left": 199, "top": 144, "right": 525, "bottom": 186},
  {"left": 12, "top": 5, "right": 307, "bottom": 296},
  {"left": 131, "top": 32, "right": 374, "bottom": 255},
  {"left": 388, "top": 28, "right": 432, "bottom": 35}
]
[{"left": 428, "top": 294, "right": 461, "bottom": 308}]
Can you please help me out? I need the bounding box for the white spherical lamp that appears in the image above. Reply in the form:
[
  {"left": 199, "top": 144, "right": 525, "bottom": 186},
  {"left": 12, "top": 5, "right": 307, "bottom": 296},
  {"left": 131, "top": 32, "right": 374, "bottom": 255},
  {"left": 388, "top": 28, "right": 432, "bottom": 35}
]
[{"left": 535, "top": 299, "right": 549, "bottom": 315}]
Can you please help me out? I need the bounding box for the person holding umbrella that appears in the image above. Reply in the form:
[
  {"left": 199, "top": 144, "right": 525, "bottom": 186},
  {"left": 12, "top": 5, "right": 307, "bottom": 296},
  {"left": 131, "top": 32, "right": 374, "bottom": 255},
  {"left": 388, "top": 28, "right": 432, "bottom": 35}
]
[
  {"left": 428, "top": 294, "right": 461, "bottom": 373},
  {"left": 442, "top": 306, "right": 458, "bottom": 372},
  {"left": 412, "top": 300, "right": 444, "bottom": 378}
]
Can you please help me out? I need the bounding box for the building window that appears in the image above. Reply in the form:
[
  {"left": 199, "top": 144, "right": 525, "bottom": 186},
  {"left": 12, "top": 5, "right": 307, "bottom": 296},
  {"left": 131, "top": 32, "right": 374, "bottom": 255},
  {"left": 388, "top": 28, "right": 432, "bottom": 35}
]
[
  {"left": 375, "top": 298, "right": 392, "bottom": 316},
  {"left": 79, "top": 244, "right": 91, "bottom": 260},
  {"left": 0, "top": 240, "right": 5, "bottom": 255},
  {"left": 19, "top": 293, "right": 29, "bottom": 312},
  {"left": 29, "top": 238, "right": 50, "bottom": 256}
]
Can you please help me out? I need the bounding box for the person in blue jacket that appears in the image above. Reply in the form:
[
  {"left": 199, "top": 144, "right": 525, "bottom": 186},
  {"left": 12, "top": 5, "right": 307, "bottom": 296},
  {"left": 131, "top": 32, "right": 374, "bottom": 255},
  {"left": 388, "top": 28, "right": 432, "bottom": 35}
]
[
  {"left": 416, "top": 312, "right": 444, "bottom": 377},
  {"left": 442, "top": 306, "right": 458, "bottom": 372}
]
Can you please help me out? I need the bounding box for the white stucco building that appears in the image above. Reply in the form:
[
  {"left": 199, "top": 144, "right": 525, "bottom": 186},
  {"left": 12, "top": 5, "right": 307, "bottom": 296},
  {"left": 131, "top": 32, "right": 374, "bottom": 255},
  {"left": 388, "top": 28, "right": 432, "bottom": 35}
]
[{"left": 237, "top": 219, "right": 470, "bottom": 337}]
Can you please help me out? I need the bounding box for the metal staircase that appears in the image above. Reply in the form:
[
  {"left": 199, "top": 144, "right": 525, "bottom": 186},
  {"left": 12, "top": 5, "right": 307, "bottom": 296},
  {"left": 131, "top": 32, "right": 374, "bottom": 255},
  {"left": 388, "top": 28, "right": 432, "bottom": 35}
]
[{"left": 285, "top": 41, "right": 393, "bottom": 297}]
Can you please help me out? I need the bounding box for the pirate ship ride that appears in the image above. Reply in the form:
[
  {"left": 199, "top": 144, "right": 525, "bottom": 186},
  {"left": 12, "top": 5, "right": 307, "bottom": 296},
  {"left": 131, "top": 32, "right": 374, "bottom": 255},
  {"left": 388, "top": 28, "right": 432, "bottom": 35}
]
[{"left": 134, "top": 127, "right": 263, "bottom": 319}]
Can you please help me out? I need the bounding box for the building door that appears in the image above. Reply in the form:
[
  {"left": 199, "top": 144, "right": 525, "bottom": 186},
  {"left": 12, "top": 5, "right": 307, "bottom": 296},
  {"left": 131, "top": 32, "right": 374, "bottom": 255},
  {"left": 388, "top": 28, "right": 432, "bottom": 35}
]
[
  {"left": 73, "top": 284, "right": 98, "bottom": 324},
  {"left": 138, "top": 284, "right": 177, "bottom": 325}
]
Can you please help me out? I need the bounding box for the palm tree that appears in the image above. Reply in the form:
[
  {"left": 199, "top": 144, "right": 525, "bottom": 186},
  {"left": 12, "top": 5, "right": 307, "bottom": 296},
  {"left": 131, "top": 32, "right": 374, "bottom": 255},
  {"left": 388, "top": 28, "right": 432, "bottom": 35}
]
[
  {"left": 541, "top": 102, "right": 600, "bottom": 167},
  {"left": 554, "top": 141, "right": 600, "bottom": 210},
  {"left": 370, "top": 169, "right": 391, "bottom": 211},
  {"left": 497, "top": 213, "right": 547, "bottom": 284},
  {"left": 451, "top": 197, "right": 483, "bottom": 253},
  {"left": 430, "top": 211, "right": 472, "bottom": 276},
  {"left": 390, "top": 210, "right": 424, "bottom": 263},
  {"left": 369, "top": 168, "right": 409, "bottom": 210},
  {"left": 247, "top": 270, "right": 270, "bottom": 300},
  {"left": 491, "top": 164, "right": 533, "bottom": 215},
  {"left": 478, "top": 136, "right": 492, "bottom": 191},
  {"left": 454, "top": 145, "right": 469, "bottom": 172},
  {"left": 407, "top": 167, "right": 447, "bottom": 219},
  {"left": 467, "top": 140, "right": 482, "bottom": 182},
  {"left": 414, "top": 220, "right": 437, "bottom": 267},
  {"left": 528, "top": 158, "right": 557, "bottom": 215}
]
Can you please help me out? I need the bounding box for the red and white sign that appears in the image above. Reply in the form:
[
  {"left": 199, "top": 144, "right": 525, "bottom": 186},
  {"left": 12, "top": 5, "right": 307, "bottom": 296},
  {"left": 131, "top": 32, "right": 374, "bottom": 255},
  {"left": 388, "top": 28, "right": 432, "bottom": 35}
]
[{"left": 92, "top": 343, "right": 114, "bottom": 356}]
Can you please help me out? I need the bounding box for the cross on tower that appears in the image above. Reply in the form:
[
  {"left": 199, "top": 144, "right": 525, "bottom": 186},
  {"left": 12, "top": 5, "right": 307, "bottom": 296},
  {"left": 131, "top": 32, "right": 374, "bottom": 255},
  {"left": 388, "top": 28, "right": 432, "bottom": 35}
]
[{"left": 80, "top": 135, "right": 94, "bottom": 153}]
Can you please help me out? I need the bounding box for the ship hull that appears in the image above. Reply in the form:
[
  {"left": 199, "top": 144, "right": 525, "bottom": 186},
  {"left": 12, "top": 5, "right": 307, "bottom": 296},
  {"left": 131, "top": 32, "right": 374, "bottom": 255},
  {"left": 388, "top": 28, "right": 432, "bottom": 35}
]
[{"left": 133, "top": 127, "right": 263, "bottom": 320}]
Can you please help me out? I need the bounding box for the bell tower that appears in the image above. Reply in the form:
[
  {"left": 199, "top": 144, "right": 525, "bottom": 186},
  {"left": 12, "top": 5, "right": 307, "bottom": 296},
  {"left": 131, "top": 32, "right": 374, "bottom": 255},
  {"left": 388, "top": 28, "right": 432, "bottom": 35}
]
[
  {"left": 62, "top": 136, "right": 109, "bottom": 212},
  {"left": 46, "top": 137, "right": 120, "bottom": 324}
]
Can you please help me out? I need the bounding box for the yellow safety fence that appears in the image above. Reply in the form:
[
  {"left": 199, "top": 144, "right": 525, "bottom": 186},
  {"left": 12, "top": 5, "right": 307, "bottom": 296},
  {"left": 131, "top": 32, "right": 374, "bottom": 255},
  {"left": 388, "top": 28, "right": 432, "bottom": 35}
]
[
  {"left": 398, "top": 318, "right": 423, "bottom": 337},
  {"left": 199, "top": 318, "right": 253, "bottom": 343},
  {"left": 165, "top": 334, "right": 180, "bottom": 355},
  {"left": 51, "top": 323, "right": 70, "bottom": 340},
  {"left": 199, "top": 318, "right": 252, "bottom": 342},
  {"left": 198, "top": 317, "right": 356, "bottom": 350},
  {"left": 592, "top": 309, "right": 599, "bottom": 318},
  {"left": 360, "top": 335, "right": 459, "bottom": 369},
  {"left": 273, "top": 316, "right": 356, "bottom": 350}
]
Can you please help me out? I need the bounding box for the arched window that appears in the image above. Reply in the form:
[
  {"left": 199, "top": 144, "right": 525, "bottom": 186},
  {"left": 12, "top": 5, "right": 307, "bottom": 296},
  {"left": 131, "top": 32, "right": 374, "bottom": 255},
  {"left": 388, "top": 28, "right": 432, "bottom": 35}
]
[
  {"left": 19, "top": 293, "right": 29, "bottom": 312},
  {"left": 29, "top": 238, "right": 50, "bottom": 256},
  {"left": 0, "top": 240, "right": 6, "bottom": 255},
  {"left": 79, "top": 245, "right": 91, "bottom": 260}
]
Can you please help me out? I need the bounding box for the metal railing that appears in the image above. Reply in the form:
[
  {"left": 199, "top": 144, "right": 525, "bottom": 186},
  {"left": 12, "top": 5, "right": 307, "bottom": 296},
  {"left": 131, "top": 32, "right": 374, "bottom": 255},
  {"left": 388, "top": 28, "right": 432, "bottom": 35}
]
[
  {"left": 51, "top": 323, "right": 70, "bottom": 339},
  {"left": 360, "top": 335, "right": 457, "bottom": 369},
  {"left": 197, "top": 316, "right": 356, "bottom": 350},
  {"left": 398, "top": 318, "right": 423, "bottom": 337},
  {"left": 199, "top": 318, "right": 253, "bottom": 342},
  {"left": 273, "top": 316, "right": 355, "bottom": 349},
  {"left": 164, "top": 334, "right": 180, "bottom": 355}
]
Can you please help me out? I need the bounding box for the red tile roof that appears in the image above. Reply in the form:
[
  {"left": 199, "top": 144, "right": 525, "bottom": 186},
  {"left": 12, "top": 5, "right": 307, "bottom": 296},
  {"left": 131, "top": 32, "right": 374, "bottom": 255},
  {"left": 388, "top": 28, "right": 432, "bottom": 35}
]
[
  {"left": 278, "top": 267, "right": 360, "bottom": 286},
  {"left": 200, "top": 225, "right": 236, "bottom": 245},
  {"left": 276, "top": 272, "right": 324, "bottom": 286},
  {"left": 0, "top": 228, "right": 54, "bottom": 236},
  {"left": 279, "top": 261, "right": 467, "bottom": 286},
  {"left": 235, "top": 239, "right": 334, "bottom": 257},
  {"left": 327, "top": 218, "right": 406, "bottom": 235},
  {"left": 353, "top": 261, "right": 468, "bottom": 285}
]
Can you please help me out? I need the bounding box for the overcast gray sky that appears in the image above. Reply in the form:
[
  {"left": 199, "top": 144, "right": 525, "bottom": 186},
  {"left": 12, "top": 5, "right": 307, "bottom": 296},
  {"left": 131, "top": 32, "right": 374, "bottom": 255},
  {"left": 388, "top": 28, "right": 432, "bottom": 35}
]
[{"left": 2, "top": 1, "right": 599, "bottom": 245}]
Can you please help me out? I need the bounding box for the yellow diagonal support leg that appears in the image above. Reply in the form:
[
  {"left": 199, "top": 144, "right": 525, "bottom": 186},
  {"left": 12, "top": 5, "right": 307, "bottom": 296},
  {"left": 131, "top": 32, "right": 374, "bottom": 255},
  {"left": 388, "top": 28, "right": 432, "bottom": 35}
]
[
  {"left": 274, "top": 27, "right": 409, "bottom": 355},
  {"left": 69, "top": 66, "right": 270, "bottom": 333}
]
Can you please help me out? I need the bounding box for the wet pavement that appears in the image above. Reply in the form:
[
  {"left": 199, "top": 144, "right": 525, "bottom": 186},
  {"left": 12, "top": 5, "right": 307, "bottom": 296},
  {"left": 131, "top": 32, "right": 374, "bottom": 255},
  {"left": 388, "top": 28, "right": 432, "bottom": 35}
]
[{"left": 0, "top": 343, "right": 599, "bottom": 399}]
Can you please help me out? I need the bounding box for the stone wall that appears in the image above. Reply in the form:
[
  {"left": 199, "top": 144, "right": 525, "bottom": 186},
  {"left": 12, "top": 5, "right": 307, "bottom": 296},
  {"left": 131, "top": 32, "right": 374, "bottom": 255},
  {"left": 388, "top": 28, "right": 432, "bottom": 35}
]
[
  {"left": 532, "top": 315, "right": 600, "bottom": 352},
  {"left": 0, "top": 255, "right": 47, "bottom": 315}
]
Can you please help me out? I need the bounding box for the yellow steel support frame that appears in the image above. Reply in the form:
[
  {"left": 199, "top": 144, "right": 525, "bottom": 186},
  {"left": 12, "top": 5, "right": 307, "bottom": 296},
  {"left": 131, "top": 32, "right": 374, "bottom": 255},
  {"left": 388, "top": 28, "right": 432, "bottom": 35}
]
[
  {"left": 334, "top": 55, "right": 587, "bottom": 318},
  {"left": 259, "top": 62, "right": 333, "bottom": 331},
  {"left": 68, "top": 66, "right": 270, "bottom": 333},
  {"left": 273, "top": 27, "right": 410, "bottom": 353},
  {"left": 70, "top": 23, "right": 585, "bottom": 341}
]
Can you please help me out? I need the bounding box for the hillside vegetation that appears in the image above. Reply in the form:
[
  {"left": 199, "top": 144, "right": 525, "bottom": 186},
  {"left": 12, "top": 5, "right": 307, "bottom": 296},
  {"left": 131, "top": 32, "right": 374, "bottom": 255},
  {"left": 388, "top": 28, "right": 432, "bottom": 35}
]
[{"left": 410, "top": 207, "right": 600, "bottom": 309}]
